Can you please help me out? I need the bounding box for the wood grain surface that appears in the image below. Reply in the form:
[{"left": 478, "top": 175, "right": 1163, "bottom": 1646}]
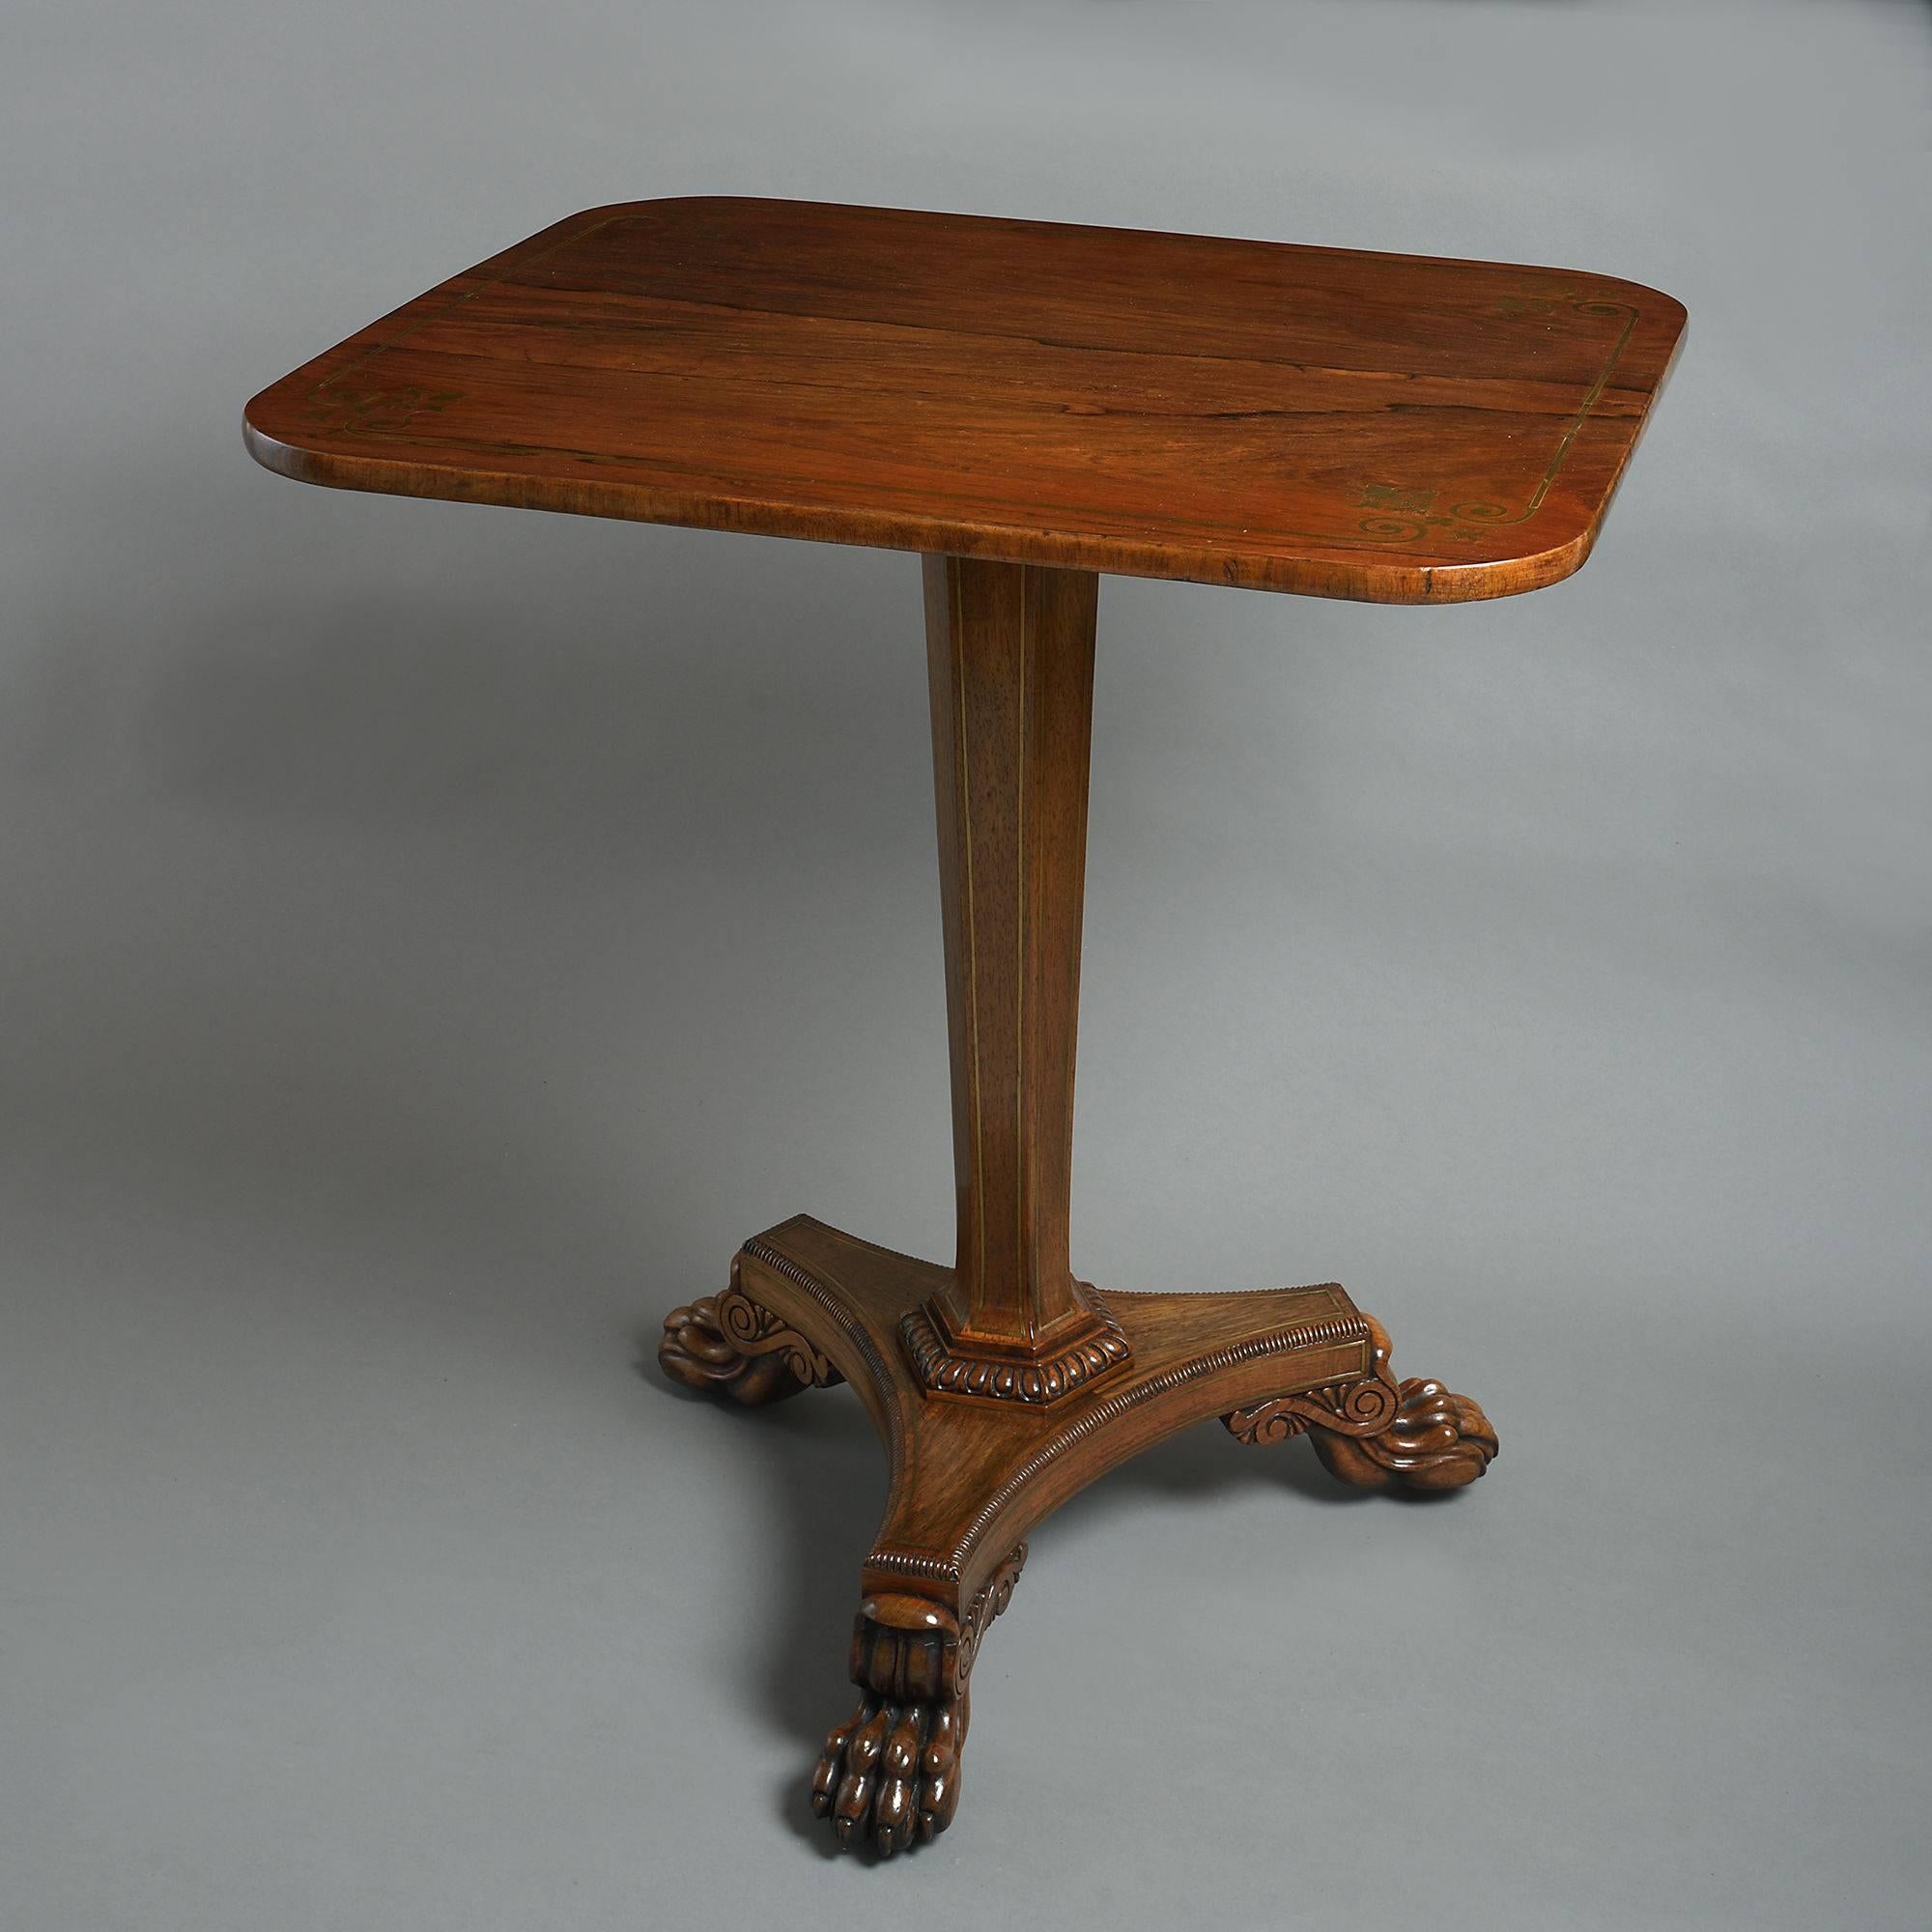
[{"left": 243, "top": 196, "right": 1686, "bottom": 603}]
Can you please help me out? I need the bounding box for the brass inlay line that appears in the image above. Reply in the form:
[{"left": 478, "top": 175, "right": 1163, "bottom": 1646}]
[
  {"left": 953, "top": 564, "right": 985, "bottom": 1302},
  {"left": 1512, "top": 301, "right": 1639, "bottom": 525},
  {"left": 1014, "top": 565, "right": 1028, "bottom": 1320}
]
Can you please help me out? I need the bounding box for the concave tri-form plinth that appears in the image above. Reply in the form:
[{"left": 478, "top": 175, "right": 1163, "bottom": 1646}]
[
  {"left": 660, "top": 1212, "right": 1494, "bottom": 1852},
  {"left": 243, "top": 197, "right": 1683, "bottom": 1859}
]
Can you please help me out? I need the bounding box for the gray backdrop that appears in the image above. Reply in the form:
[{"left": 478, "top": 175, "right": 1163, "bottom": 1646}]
[{"left": 5, "top": 2, "right": 1928, "bottom": 1927}]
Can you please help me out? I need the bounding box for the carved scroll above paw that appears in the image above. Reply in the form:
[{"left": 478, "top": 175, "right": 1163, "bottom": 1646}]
[
  {"left": 955, "top": 1544, "right": 1025, "bottom": 1685},
  {"left": 1225, "top": 1314, "right": 1496, "bottom": 1492},
  {"left": 657, "top": 1262, "right": 843, "bottom": 1406},
  {"left": 1223, "top": 1369, "right": 1400, "bottom": 1445}
]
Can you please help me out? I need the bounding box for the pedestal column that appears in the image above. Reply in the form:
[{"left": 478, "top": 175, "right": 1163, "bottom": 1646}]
[{"left": 898, "top": 554, "right": 1130, "bottom": 1404}]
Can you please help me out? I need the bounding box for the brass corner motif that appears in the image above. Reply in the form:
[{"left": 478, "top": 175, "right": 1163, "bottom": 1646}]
[
  {"left": 1351, "top": 294, "right": 1639, "bottom": 547},
  {"left": 304, "top": 383, "right": 463, "bottom": 436},
  {"left": 1359, "top": 483, "right": 1438, "bottom": 516}
]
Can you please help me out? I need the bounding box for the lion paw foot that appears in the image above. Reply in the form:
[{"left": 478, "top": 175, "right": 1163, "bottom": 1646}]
[
  {"left": 1312, "top": 1373, "right": 1498, "bottom": 1491},
  {"left": 656, "top": 1260, "right": 841, "bottom": 1406},
  {"left": 1224, "top": 1314, "right": 1497, "bottom": 1492},
  {"left": 810, "top": 1693, "right": 963, "bottom": 1856}
]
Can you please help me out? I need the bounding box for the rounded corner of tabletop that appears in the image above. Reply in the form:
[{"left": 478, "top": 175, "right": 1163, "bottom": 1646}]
[{"left": 241, "top": 196, "right": 1687, "bottom": 606}]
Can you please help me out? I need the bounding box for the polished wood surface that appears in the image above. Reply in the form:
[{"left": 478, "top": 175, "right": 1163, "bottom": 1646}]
[{"left": 244, "top": 196, "right": 1684, "bottom": 602}]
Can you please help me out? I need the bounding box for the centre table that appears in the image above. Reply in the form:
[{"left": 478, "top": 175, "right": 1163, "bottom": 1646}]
[{"left": 244, "top": 195, "right": 1685, "bottom": 1857}]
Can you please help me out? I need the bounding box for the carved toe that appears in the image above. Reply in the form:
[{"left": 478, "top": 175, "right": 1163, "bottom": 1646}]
[{"left": 812, "top": 1694, "right": 961, "bottom": 1857}]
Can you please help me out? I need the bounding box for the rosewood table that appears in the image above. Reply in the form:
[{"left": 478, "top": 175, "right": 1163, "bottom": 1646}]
[{"left": 244, "top": 196, "right": 1685, "bottom": 1858}]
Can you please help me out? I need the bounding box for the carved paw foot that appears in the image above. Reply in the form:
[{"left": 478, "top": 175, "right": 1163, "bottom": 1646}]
[
  {"left": 812, "top": 1689, "right": 964, "bottom": 1855},
  {"left": 657, "top": 1261, "right": 842, "bottom": 1406},
  {"left": 1310, "top": 1370, "right": 1497, "bottom": 1490},
  {"left": 1224, "top": 1315, "right": 1496, "bottom": 1492},
  {"left": 810, "top": 1548, "right": 1024, "bottom": 1856}
]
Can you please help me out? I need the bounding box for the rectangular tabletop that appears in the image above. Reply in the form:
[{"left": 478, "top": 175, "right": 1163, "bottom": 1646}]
[{"left": 244, "top": 197, "right": 1686, "bottom": 604}]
